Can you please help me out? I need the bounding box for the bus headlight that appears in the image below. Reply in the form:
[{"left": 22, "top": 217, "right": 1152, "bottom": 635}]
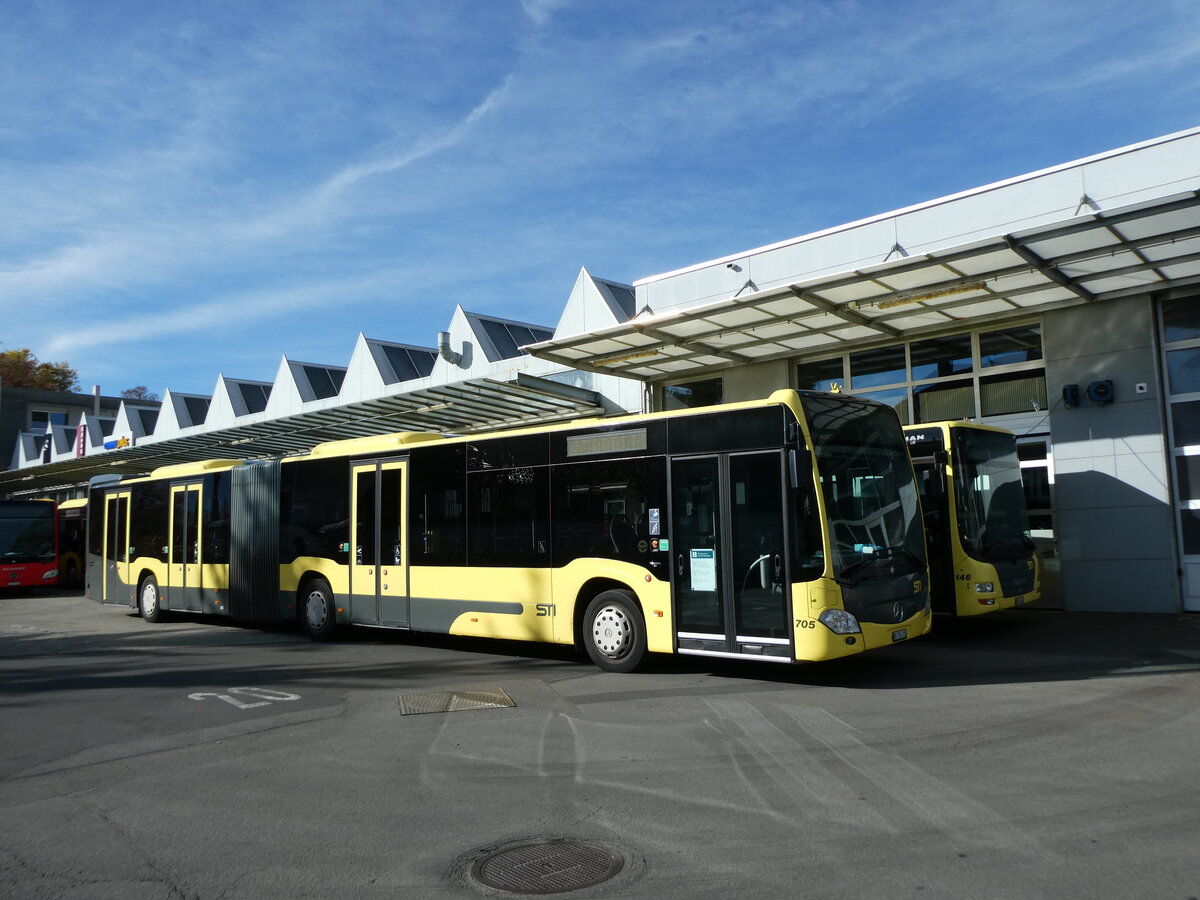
[
  {"left": 818, "top": 609, "right": 862, "bottom": 634},
  {"left": 43, "top": 569, "right": 58, "bottom": 580},
  {"left": 974, "top": 582, "right": 994, "bottom": 593}
]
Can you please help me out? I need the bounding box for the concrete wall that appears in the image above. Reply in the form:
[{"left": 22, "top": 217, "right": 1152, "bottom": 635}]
[{"left": 1044, "top": 296, "right": 1179, "bottom": 612}]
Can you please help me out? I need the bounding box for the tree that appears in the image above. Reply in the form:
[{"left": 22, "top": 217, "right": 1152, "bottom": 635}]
[
  {"left": 0, "top": 348, "right": 79, "bottom": 392},
  {"left": 121, "top": 386, "right": 160, "bottom": 402}
]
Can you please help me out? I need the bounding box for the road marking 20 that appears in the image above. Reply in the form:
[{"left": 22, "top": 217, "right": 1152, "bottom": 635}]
[{"left": 188, "top": 687, "right": 301, "bottom": 709}]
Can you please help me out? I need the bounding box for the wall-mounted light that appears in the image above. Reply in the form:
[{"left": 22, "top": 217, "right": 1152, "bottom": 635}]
[
  {"left": 850, "top": 279, "right": 989, "bottom": 311},
  {"left": 594, "top": 349, "right": 660, "bottom": 367},
  {"left": 1088, "top": 380, "right": 1114, "bottom": 406}
]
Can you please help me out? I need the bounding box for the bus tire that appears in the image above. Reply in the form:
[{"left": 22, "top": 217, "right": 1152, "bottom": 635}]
[
  {"left": 300, "top": 578, "right": 337, "bottom": 641},
  {"left": 583, "top": 590, "right": 646, "bottom": 673},
  {"left": 139, "top": 574, "right": 165, "bottom": 623}
]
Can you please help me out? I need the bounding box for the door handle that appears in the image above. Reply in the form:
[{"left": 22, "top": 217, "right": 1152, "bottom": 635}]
[{"left": 677, "top": 554, "right": 684, "bottom": 577}]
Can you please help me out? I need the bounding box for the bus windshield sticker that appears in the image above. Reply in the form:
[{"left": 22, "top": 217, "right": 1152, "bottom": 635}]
[
  {"left": 690, "top": 549, "right": 716, "bottom": 591},
  {"left": 648, "top": 509, "right": 661, "bottom": 535}
]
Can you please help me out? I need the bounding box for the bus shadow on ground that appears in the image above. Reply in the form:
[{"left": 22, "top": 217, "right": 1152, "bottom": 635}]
[
  {"left": 1, "top": 608, "right": 1197, "bottom": 699},
  {"left": 667, "top": 609, "right": 1200, "bottom": 690}
]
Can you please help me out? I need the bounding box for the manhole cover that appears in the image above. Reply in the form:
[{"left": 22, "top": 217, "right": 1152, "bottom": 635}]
[
  {"left": 471, "top": 839, "right": 624, "bottom": 894},
  {"left": 397, "top": 687, "right": 515, "bottom": 716}
]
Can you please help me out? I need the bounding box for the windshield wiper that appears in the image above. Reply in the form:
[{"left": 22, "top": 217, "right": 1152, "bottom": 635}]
[
  {"left": 892, "top": 546, "right": 926, "bottom": 570},
  {"left": 833, "top": 556, "right": 875, "bottom": 586},
  {"left": 983, "top": 533, "right": 1033, "bottom": 553},
  {"left": 834, "top": 547, "right": 923, "bottom": 586}
]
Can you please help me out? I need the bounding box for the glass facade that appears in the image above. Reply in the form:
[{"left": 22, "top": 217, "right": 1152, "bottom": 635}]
[
  {"left": 796, "top": 322, "right": 1046, "bottom": 426},
  {"left": 1162, "top": 296, "right": 1200, "bottom": 609},
  {"left": 661, "top": 377, "right": 724, "bottom": 410}
]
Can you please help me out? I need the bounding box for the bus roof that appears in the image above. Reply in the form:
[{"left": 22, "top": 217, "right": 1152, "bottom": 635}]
[{"left": 147, "top": 458, "right": 244, "bottom": 480}]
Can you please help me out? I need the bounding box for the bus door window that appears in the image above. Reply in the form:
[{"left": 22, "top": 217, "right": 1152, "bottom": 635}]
[
  {"left": 351, "top": 464, "right": 381, "bottom": 625},
  {"left": 380, "top": 467, "right": 403, "bottom": 567},
  {"left": 355, "top": 469, "right": 377, "bottom": 567},
  {"left": 169, "top": 485, "right": 202, "bottom": 609},
  {"left": 103, "top": 493, "right": 130, "bottom": 604},
  {"left": 729, "top": 452, "right": 788, "bottom": 640},
  {"left": 352, "top": 461, "right": 408, "bottom": 627},
  {"left": 671, "top": 456, "right": 723, "bottom": 634}
]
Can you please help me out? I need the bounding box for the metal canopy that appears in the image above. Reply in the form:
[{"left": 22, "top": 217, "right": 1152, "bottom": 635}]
[
  {"left": 526, "top": 190, "right": 1200, "bottom": 381},
  {"left": 2, "top": 374, "right": 603, "bottom": 494}
]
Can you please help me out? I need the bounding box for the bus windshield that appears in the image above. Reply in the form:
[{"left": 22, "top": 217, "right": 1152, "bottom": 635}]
[
  {"left": 800, "top": 395, "right": 924, "bottom": 582},
  {"left": 0, "top": 502, "right": 56, "bottom": 564},
  {"left": 952, "top": 428, "right": 1030, "bottom": 560}
]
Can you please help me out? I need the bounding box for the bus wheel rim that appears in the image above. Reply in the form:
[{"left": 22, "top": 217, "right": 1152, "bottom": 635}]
[
  {"left": 141, "top": 583, "right": 157, "bottom": 614},
  {"left": 306, "top": 592, "right": 328, "bottom": 628},
  {"left": 592, "top": 605, "right": 631, "bottom": 658}
]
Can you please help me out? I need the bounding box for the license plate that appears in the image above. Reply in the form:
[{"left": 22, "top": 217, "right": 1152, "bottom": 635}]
[{"left": 891, "top": 628, "right": 908, "bottom": 642}]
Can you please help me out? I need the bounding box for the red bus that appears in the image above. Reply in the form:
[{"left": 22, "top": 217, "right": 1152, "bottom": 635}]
[{"left": 0, "top": 499, "right": 59, "bottom": 588}]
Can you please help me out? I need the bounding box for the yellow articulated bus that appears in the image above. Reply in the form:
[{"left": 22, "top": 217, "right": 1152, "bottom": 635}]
[
  {"left": 88, "top": 389, "right": 931, "bottom": 672},
  {"left": 904, "top": 421, "right": 1040, "bottom": 617}
]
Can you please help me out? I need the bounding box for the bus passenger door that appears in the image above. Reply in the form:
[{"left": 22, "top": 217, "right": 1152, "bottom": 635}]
[
  {"left": 102, "top": 491, "right": 131, "bottom": 605},
  {"left": 350, "top": 461, "right": 409, "bottom": 627},
  {"left": 671, "top": 452, "right": 791, "bottom": 658},
  {"left": 169, "top": 484, "right": 203, "bottom": 611}
]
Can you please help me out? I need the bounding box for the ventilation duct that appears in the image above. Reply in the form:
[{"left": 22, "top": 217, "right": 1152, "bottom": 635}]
[{"left": 438, "top": 331, "right": 462, "bottom": 366}]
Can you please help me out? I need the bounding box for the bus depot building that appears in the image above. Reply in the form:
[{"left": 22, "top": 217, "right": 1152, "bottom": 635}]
[
  {"left": 5, "top": 126, "right": 1200, "bottom": 617},
  {"left": 530, "top": 127, "right": 1200, "bottom": 616}
]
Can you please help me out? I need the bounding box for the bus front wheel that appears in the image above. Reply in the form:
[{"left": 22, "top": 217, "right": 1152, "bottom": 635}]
[
  {"left": 583, "top": 590, "right": 646, "bottom": 673},
  {"left": 300, "top": 579, "right": 337, "bottom": 641},
  {"left": 139, "top": 574, "right": 165, "bottom": 623}
]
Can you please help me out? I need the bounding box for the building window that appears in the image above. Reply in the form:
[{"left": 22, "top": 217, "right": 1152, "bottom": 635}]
[
  {"left": 662, "top": 377, "right": 723, "bottom": 410},
  {"left": 980, "top": 324, "right": 1043, "bottom": 367},
  {"left": 796, "top": 357, "right": 846, "bottom": 392},
  {"left": 1166, "top": 347, "right": 1200, "bottom": 395},
  {"left": 1162, "top": 301, "right": 1200, "bottom": 343},
  {"left": 849, "top": 345, "right": 905, "bottom": 389},
  {"left": 913, "top": 379, "right": 973, "bottom": 422},
  {"left": 980, "top": 371, "right": 1048, "bottom": 416},
  {"left": 795, "top": 319, "right": 1045, "bottom": 426},
  {"left": 30, "top": 409, "right": 69, "bottom": 429},
  {"left": 910, "top": 334, "right": 972, "bottom": 380},
  {"left": 855, "top": 387, "right": 909, "bottom": 421}
]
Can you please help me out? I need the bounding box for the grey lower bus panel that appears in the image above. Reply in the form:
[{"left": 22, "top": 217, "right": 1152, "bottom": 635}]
[{"left": 230, "top": 460, "right": 283, "bottom": 623}]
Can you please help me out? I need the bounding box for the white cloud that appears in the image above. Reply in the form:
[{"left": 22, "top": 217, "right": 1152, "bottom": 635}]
[{"left": 521, "top": 0, "right": 569, "bottom": 26}]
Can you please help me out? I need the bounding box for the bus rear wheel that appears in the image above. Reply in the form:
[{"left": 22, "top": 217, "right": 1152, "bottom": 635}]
[
  {"left": 139, "top": 574, "right": 165, "bottom": 623},
  {"left": 583, "top": 590, "right": 646, "bottom": 673},
  {"left": 300, "top": 579, "right": 337, "bottom": 641}
]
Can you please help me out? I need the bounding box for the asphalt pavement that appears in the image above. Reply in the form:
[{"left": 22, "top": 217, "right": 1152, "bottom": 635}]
[{"left": 1, "top": 590, "right": 1198, "bottom": 899}]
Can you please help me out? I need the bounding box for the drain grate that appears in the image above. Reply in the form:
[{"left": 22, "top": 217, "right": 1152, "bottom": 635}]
[
  {"left": 397, "top": 687, "right": 515, "bottom": 716},
  {"left": 471, "top": 839, "right": 624, "bottom": 895}
]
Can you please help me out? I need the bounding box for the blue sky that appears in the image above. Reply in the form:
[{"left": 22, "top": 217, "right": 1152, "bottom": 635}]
[{"left": 3, "top": 0, "right": 1200, "bottom": 397}]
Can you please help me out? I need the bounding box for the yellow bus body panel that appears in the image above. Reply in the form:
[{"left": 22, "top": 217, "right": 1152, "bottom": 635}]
[
  {"left": 280, "top": 557, "right": 350, "bottom": 596},
  {"left": 952, "top": 551, "right": 1041, "bottom": 616},
  {"left": 411, "top": 565, "right": 555, "bottom": 643},
  {"left": 551, "top": 558, "right": 674, "bottom": 653},
  {"left": 793, "top": 577, "right": 932, "bottom": 661}
]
